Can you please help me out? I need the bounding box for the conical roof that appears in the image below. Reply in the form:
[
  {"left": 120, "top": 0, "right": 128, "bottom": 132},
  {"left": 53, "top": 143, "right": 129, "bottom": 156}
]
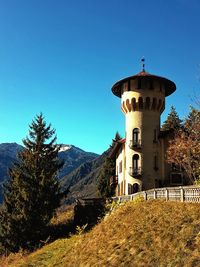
[{"left": 112, "top": 70, "right": 176, "bottom": 98}]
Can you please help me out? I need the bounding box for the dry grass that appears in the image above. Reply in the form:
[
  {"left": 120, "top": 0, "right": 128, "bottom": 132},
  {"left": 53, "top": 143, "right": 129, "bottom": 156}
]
[
  {"left": 50, "top": 205, "right": 74, "bottom": 226},
  {"left": 1, "top": 200, "right": 200, "bottom": 267}
]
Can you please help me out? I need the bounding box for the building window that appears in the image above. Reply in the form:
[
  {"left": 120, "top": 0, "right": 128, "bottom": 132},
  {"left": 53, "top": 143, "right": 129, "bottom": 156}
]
[
  {"left": 138, "top": 97, "right": 143, "bottom": 109},
  {"left": 128, "top": 183, "right": 139, "bottom": 194},
  {"left": 130, "top": 128, "right": 141, "bottom": 148},
  {"left": 133, "top": 183, "right": 139, "bottom": 193},
  {"left": 133, "top": 128, "right": 139, "bottom": 144},
  {"left": 119, "top": 161, "right": 122, "bottom": 173},
  {"left": 129, "top": 154, "right": 141, "bottom": 176},
  {"left": 133, "top": 154, "right": 139, "bottom": 170}
]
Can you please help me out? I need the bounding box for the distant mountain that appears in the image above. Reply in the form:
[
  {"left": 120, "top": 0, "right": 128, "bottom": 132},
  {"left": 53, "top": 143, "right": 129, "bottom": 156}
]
[
  {"left": 0, "top": 143, "right": 99, "bottom": 202},
  {"left": 61, "top": 150, "right": 109, "bottom": 203},
  {"left": 0, "top": 143, "right": 24, "bottom": 202},
  {"left": 58, "top": 145, "right": 98, "bottom": 179}
]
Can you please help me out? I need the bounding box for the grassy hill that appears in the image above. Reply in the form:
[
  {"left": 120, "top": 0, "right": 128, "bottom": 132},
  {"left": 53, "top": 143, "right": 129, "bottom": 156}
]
[{"left": 1, "top": 199, "right": 200, "bottom": 267}]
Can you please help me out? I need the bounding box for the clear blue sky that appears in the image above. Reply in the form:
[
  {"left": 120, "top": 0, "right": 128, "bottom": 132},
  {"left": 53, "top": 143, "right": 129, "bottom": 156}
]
[{"left": 0, "top": 0, "right": 199, "bottom": 154}]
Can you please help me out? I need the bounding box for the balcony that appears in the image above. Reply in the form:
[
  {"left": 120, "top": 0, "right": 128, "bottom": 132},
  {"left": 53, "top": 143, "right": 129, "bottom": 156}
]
[
  {"left": 129, "top": 140, "right": 141, "bottom": 149},
  {"left": 129, "top": 167, "right": 142, "bottom": 177}
]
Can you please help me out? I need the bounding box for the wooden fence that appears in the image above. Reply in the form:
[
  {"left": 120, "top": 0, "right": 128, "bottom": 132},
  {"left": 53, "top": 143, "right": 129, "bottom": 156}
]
[{"left": 112, "top": 186, "right": 200, "bottom": 203}]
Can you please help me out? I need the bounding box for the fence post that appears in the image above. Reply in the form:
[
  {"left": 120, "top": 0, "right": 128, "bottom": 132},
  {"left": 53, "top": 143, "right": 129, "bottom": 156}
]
[
  {"left": 144, "top": 191, "right": 147, "bottom": 201},
  {"left": 180, "top": 187, "right": 184, "bottom": 202},
  {"left": 165, "top": 188, "right": 169, "bottom": 201},
  {"left": 154, "top": 189, "right": 157, "bottom": 199}
]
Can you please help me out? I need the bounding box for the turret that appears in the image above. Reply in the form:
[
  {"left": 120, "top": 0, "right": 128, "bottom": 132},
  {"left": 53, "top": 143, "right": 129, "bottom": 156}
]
[{"left": 112, "top": 60, "right": 176, "bottom": 193}]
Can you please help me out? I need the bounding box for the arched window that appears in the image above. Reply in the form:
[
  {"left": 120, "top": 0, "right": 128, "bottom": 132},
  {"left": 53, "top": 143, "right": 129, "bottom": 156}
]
[
  {"left": 132, "top": 183, "right": 139, "bottom": 193},
  {"left": 138, "top": 97, "right": 143, "bottom": 109},
  {"left": 131, "top": 97, "right": 136, "bottom": 111},
  {"left": 133, "top": 154, "right": 139, "bottom": 170},
  {"left": 133, "top": 128, "right": 139, "bottom": 145},
  {"left": 128, "top": 183, "right": 139, "bottom": 194}
]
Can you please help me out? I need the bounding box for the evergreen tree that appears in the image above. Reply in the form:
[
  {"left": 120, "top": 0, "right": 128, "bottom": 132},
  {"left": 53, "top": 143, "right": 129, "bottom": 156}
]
[
  {"left": 98, "top": 132, "right": 121, "bottom": 197},
  {"left": 98, "top": 157, "right": 116, "bottom": 197},
  {"left": 162, "top": 106, "right": 182, "bottom": 131},
  {"left": 0, "top": 114, "right": 64, "bottom": 252}
]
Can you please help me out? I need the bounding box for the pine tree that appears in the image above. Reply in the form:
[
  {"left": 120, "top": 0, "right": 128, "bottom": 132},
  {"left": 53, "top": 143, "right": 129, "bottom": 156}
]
[
  {"left": 98, "top": 157, "right": 116, "bottom": 197},
  {"left": 162, "top": 106, "right": 182, "bottom": 131},
  {"left": 98, "top": 132, "right": 121, "bottom": 197},
  {"left": 0, "top": 114, "right": 64, "bottom": 252}
]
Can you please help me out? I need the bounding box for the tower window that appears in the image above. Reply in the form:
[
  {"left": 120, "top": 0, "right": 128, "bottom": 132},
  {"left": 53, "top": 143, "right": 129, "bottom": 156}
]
[
  {"left": 133, "top": 154, "right": 139, "bottom": 170},
  {"left": 129, "top": 154, "right": 141, "bottom": 176},
  {"left": 133, "top": 128, "right": 140, "bottom": 145},
  {"left": 138, "top": 97, "right": 143, "bottom": 109},
  {"left": 131, "top": 98, "right": 137, "bottom": 111}
]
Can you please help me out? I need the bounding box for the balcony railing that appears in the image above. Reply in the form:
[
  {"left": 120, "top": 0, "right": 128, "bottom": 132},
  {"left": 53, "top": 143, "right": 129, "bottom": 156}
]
[
  {"left": 129, "top": 140, "right": 141, "bottom": 149},
  {"left": 129, "top": 167, "right": 142, "bottom": 177}
]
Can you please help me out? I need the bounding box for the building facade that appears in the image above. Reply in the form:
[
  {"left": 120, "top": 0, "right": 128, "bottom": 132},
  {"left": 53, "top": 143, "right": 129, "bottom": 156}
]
[{"left": 111, "top": 66, "right": 185, "bottom": 196}]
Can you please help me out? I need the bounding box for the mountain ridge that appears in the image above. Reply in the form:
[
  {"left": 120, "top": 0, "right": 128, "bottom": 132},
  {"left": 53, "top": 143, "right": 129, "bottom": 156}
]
[{"left": 0, "top": 142, "right": 99, "bottom": 202}]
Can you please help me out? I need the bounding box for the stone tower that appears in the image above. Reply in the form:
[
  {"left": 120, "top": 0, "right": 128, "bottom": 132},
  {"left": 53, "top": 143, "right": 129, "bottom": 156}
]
[{"left": 111, "top": 62, "right": 176, "bottom": 192}]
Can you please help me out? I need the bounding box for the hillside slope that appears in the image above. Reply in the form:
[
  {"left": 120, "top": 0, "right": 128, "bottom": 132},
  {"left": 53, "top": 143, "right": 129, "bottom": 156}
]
[
  {"left": 4, "top": 200, "right": 200, "bottom": 267},
  {"left": 61, "top": 150, "right": 108, "bottom": 202}
]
